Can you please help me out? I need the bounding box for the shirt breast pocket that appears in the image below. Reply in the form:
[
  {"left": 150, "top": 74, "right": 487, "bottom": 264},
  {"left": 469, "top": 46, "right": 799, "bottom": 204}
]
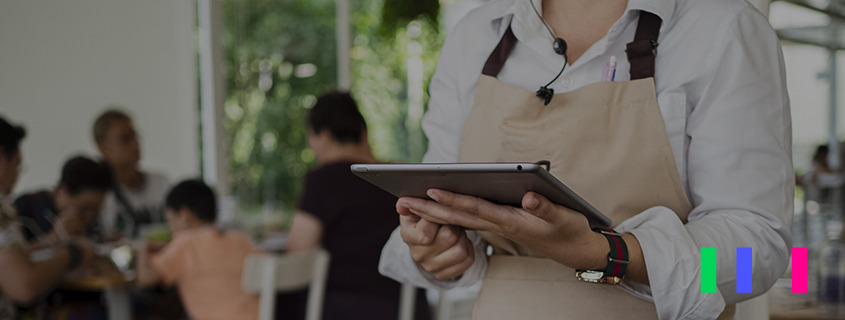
[{"left": 657, "top": 92, "right": 688, "bottom": 184}]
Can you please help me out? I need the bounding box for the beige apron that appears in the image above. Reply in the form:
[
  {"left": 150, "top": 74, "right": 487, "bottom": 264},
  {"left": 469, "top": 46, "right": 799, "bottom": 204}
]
[{"left": 456, "top": 13, "right": 734, "bottom": 319}]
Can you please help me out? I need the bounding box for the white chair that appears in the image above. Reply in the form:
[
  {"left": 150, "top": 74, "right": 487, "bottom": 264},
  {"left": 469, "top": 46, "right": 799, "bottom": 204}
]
[
  {"left": 242, "top": 249, "right": 330, "bottom": 320},
  {"left": 435, "top": 283, "right": 481, "bottom": 320}
]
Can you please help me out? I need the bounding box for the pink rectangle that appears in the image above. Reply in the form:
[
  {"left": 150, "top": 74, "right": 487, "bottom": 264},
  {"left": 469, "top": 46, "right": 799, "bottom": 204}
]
[{"left": 792, "top": 247, "right": 808, "bottom": 293}]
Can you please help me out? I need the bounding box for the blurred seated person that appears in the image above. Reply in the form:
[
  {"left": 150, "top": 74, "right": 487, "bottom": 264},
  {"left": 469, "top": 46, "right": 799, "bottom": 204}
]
[
  {"left": 15, "top": 156, "right": 112, "bottom": 245},
  {"left": 0, "top": 116, "right": 96, "bottom": 318},
  {"left": 93, "top": 109, "right": 170, "bottom": 240},
  {"left": 136, "top": 179, "right": 261, "bottom": 320},
  {"left": 14, "top": 157, "right": 111, "bottom": 320},
  {"left": 287, "top": 92, "right": 431, "bottom": 320},
  {"left": 800, "top": 144, "right": 843, "bottom": 204}
]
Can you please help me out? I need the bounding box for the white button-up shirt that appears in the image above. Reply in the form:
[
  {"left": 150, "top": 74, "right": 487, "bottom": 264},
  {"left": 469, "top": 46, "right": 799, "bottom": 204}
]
[{"left": 379, "top": 0, "right": 794, "bottom": 318}]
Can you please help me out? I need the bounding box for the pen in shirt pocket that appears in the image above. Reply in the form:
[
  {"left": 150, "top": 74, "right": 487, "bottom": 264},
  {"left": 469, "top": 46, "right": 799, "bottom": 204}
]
[{"left": 602, "top": 56, "right": 617, "bottom": 82}]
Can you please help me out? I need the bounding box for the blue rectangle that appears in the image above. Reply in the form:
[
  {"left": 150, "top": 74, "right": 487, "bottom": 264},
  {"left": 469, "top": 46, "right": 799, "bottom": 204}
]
[{"left": 737, "top": 247, "right": 752, "bottom": 293}]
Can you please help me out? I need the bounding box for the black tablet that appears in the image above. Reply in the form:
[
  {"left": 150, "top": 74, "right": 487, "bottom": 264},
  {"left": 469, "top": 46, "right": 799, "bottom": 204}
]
[{"left": 350, "top": 162, "right": 611, "bottom": 229}]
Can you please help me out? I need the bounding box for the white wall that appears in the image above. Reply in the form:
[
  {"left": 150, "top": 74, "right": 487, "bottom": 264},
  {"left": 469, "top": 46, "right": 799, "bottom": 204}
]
[{"left": 0, "top": 0, "right": 199, "bottom": 193}]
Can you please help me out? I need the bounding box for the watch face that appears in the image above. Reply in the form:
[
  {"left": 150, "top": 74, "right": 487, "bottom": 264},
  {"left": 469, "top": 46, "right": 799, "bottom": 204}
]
[
  {"left": 575, "top": 270, "right": 604, "bottom": 283},
  {"left": 575, "top": 270, "right": 624, "bottom": 285},
  {"left": 581, "top": 271, "right": 604, "bottom": 280}
]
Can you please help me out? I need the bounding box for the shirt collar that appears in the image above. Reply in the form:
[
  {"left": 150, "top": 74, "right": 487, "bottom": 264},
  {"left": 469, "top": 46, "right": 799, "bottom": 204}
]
[
  {"left": 491, "top": 0, "right": 676, "bottom": 36},
  {"left": 628, "top": 0, "right": 675, "bottom": 26}
]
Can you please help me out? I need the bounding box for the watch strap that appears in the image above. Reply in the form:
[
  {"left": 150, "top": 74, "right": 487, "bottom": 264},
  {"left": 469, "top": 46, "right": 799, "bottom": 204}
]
[{"left": 593, "top": 228, "right": 629, "bottom": 278}]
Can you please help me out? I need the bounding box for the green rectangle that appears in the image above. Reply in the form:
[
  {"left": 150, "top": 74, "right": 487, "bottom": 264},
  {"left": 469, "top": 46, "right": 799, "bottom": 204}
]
[{"left": 701, "top": 247, "right": 717, "bottom": 293}]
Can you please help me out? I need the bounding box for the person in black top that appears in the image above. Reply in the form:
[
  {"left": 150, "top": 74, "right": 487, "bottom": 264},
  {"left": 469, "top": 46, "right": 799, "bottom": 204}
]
[
  {"left": 15, "top": 156, "right": 112, "bottom": 244},
  {"left": 286, "top": 92, "right": 431, "bottom": 320}
]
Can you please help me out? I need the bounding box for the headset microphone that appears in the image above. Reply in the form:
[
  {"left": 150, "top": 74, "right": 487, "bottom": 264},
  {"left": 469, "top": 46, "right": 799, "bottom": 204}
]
[
  {"left": 553, "top": 38, "right": 567, "bottom": 56},
  {"left": 536, "top": 86, "right": 555, "bottom": 105},
  {"left": 530, "top": 0, "right": 568, "bottom": 105}
]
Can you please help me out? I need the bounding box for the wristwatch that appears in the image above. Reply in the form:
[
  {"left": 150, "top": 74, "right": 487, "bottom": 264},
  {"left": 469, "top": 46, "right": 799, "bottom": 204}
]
[{"left": 575, "top": 228, "right": 629, "bottom": 285}]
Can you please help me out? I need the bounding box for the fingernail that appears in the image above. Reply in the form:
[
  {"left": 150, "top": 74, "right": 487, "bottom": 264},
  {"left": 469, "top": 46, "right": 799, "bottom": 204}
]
[
  {"left": 526, "top": 197, "right": 539, "bottom": 210},
  {"left": 427, "top": 189, "right": 440, "bottom": 201}
]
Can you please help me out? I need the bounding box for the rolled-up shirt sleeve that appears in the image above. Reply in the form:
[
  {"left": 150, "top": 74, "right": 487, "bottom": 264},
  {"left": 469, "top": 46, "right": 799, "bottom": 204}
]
[{"left": 616, "top": 5, "right": 793, "bottom": 319}]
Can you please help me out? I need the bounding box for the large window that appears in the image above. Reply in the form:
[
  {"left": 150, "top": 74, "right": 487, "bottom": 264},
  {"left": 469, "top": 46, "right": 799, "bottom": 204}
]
[{"left": 222, "top": 0, "right": 443, "bottom": 219}]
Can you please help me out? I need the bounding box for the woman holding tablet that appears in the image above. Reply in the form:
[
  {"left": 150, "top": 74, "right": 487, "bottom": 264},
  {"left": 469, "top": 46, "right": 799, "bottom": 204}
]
[{"left": 378, "top": 0, "right": 793, "bottom": 319}]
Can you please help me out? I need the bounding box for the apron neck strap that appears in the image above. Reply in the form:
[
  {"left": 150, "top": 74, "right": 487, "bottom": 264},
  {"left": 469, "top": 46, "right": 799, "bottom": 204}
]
[
  {"left": 481, "top": 11, "right": 663, "bottom": 80},
  {"left": 482, "top": 26, "right": 518, "bottom": 77},
  {"left": 626, "top": 12, "right": 662, "bottom": 80}
]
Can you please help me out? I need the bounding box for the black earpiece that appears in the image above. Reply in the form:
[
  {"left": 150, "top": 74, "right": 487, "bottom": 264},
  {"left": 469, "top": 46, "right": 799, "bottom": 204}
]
[{"left": 529, "top": 0, "right": 568, "bottom": 105}]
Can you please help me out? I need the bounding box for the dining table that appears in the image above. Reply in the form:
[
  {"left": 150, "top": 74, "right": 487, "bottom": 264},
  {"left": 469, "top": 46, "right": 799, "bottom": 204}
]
[{"left": 60, "top": 254, "right": 134, "bottom": 320}]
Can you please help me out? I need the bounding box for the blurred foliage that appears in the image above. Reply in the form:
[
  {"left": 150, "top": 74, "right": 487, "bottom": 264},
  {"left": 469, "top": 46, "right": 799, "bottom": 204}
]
[
  {"left": 222, "top": 0, "right": 444, "bottom": 211},
  {"left": 380, "top": 0, "right": 440, "bottom": 36}
]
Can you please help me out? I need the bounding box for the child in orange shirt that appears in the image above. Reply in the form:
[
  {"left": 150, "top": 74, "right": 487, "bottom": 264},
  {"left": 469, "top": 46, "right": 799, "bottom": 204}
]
[{"left": 136, "top": 179, "right": 261, "bottom": 320}]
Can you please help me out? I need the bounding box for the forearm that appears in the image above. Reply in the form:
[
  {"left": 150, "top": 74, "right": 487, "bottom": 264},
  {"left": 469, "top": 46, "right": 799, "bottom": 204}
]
[
  {"left": 135, "top": 250, "right": 162, "bottom": 288},
  {"left": 621, "top": 233, "right": 648, "bottom": 285},
  {"left": 542, "top": 228, "right": 649, "bottom": 285},
  {"left": 286, "top": 212, "right": 322, "bottom": 253},
  {"left": 0, "top": 246, "right": 71, "bottom": 303},
  {"left": 29, "top": 248, "right": 73, "bottom": 293}
]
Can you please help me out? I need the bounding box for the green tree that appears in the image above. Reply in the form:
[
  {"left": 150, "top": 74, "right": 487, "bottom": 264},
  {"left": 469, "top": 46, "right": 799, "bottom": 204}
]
[{"left": 222, "top": 0, "right": 443, "bottom": 215}]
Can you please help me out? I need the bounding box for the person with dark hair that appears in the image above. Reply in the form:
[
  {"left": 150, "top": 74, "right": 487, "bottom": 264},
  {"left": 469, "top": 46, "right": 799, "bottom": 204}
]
[
  {"left": 163, "top": 180, "right": 218, "bottom": 223},
  {"left": 11, "top": 156, "right": 112, "bottom": 320},
  {"left": 0, "top": 116, "right": 96, "bottom": 319},
  {"left": 93, "top": 108, "right": 170, "bottom": 239},
  {"left": 0, "top": 117, "right": 26, "bottom": 196},
  {"left": 15, "top": 156, "right": 112, "bottom": 243},
  {"left": 286, "top": 92, "right": 431, "bottom": 320},
  {"left": 136, "top": 179, "right": 261, "bottom": 320},
  {"left": 306, "top": 91, "right": 368, "bottom": 144}
]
